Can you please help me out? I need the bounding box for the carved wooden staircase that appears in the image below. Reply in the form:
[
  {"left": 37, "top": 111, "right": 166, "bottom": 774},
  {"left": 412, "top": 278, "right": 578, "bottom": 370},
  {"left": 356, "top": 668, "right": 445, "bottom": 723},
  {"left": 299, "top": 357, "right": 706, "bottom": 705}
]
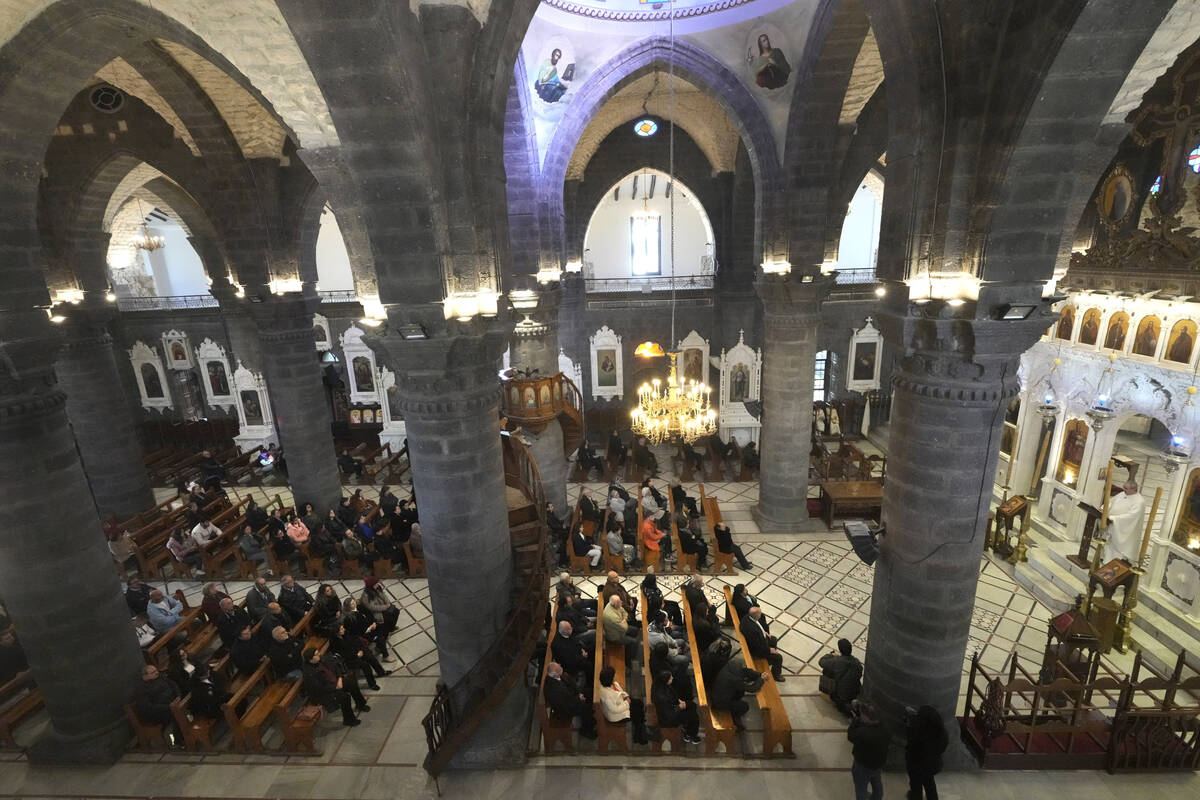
[{"left": 420, "top": 430, "right": 551, "bottom": 777}]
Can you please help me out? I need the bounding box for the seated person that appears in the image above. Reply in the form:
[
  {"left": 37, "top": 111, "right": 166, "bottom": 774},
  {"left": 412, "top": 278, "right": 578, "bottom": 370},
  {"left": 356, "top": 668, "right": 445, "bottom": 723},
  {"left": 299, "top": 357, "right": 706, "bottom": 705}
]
[
  {"left": 818, "top": 638, "right": 863, "bottom": 715},
  {"left": 166, "top": 528, "right": 204, "bottom": 573},
  {"left": 639, "top": 487, "right": 661, "bottom": 518},
  {"left": 214, "top": 597, "right": 251, "bottom": 648},
  {"left": 640, "top": 510, "right": 667, "bottom": 561},
  {"left": 577, "top": 443, "right": 603, "bottom": 477},
  {"left": 230, "top": 625, "right": 267, "bottom": 675},
  {"left": 607, "top": 429, "right": 627, "bottom": 465},
  {"left": 598, "top": 665, "right": 650, "bottom": 744},
  {"left": 543, "top": 661, "right": 596, "bottom": 739},
  {"left": 571, "top": 524, "right": 602, "bottom": 568},
  {"left": 199, "top": 582, "right": 229, "bottom": 621},
  {"left": 0, "top": 627, "right": 31, "bottom": 686},
  {"left": 632, "top": 436, "right": 659, "bottom": 475},
  {"left": 691, "top": 601, "right": 722, "bottom": 652},
  {"left": 710, "top": 653, "right": 766, "bottom": 730},
  {"left": 550, "top": 620, "right": 593, "bottom": 678},
  {"left": 650, "top": 669, "right": 701, "bottom": 744},
  {"left": 285, "top": 513, "right": 309, "bottom": 546},
  {"left": 554, "top": 572, "right": 597, "bottom": 615},
  {"left": 258, "top": 603, "right": 291, "bottom": 643},
  {"left": 670, "top": 482, "right": 699, "bottom": 517},
  {"left": 708, "top": 433, "right": 731, "bottom": 462},
  {"left": 134, "top": 664, "right": 179, "bottom": 735},
  {"left": 198, "top": 449, "right": 226, "bottom": 489},
  {"left": 606, "top": 523, "right": 635, "bottom": 567},
  {"left": 578, "top": 488, "right": 603, "bottom": 524},
  {"left": 302, "top": 647, "right": 364, "bottom": 727},
  {"left": 554, "top": 594, "right": 596, "bottom": 648},
  {"left": 278, "top": 575, "right": 314, "bottom": 625},
  {"left": 191, "top": 516, "right": 223, "bottom": 550},
  {"left": 714, "top": 523, "right": 753, "bottom": 570},
  {"left": 742, "top": 441, "right": 760, "bottom": 471},
  {"left": 146, "top": 589, "right": 185, "bottom": 635},
  {"left": 600, "top": 571, "right": 637, "bottom": 620},
  {"left": 640, "top": 574, "right": 682, "bottom": 629},
  {"left": 188, "top": 662, "right": 231, "bottom": 720},
  {"left": 679, "top": 441, "right": 704, "bottom": 473},
  {"left": 740, "top": 606, "right": 785, "bottom": 682},
  {"left": 238, "top": 524, "right": 269, "bottom": 569},
  {"left": 337, "top": 449, "right": 364, "bottom": 478},
  {"left": 647, "top": 611, "right": 689, "bottom": 668},
  {"left": 268, "top": 626, "right": 304, "bottom": 681},
  {"left": 245, "top": 499, "right": 269, "bottom": 531},
  {"left": 408, "top": 523, "right": 424, "bottom": 559},
  {"left": 245, "top": 577, "right": 276, "bottom": 621},
  {"left": 125, "top": 577, "right": 152, "bottom": 617},
  {"left": 602, "top": 594, "right": 641, "bottom": 661},
  {"left": 678, "top": 521, "right": 709, "bottom": 569},
  {"left": 700, "top": 637, "right": 732, "bottom": 689},
  {"left": 340, "top": 526, "right": 374, "bottom": 569}
]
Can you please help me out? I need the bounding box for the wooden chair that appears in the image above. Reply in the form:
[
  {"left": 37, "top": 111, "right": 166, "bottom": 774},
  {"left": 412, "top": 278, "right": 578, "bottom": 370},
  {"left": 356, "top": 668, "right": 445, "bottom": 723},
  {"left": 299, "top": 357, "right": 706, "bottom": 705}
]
[
  {"left": 373, "top": 557, "right": 395, "bottom": 578},
  {"left": 221, "top": 662, "right": 291, "bottom": 752},
  {"left": 713, "top": 550, "right": 735, "bottom": 574},
  {"left": 403, "top": 542, "right": 426, "bottom": 577},
  {"left": 170, "top": 695, "right": 219, "bottom": 751},
  {"left": 124, "top": 702, "right": 168, "bottom": 750}
]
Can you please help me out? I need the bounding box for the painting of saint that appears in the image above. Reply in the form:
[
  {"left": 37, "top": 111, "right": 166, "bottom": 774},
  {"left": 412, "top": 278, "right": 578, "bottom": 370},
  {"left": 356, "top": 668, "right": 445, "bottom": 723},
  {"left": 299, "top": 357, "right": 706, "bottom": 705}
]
[
  {"left": 597, "top": 349, "right": 617, "bottom": 388},
  {"left": 730, "top": 364, "right": 749, "bottom": 402},
  {"left": 1103, "top": 313, "right": 1129, "bottom": 351},
  {"left": 509, "top": 387, "right": 520, "bottom": 409},
  {"left": 1056, "top": 419, "right": 1088, "bottom": 488},
  {"left": 539, "top": 385, "right": 552, "bottom": 407},
  {"left": 1079, "top": 309, "right": 1101, "bottom": 346},
  {"left": 1055, "top": 306, "right": 1075, "bottom": 340},
  {"left": 553, "top": 382, "right": 562, "bottom": 402},
  {"left": 171, "top": 342, "right": 187, "bottom": 362},
  {"left": 240, "top": 390, "right": 263, "bottom": 426},
  {"left": 141, "top": 363, "right": 164, "bottom": 398},
  {"left": 313, "top": 323, "right": 328, "bottom": 346},
  {"left": 683, "top": 349, "right": 703, "bottom": 384},
  {"left": 523, "top": 387, "right": 536, "bottom": 408},
  {"left": 534, "top": 40, "right": 574, "bottom": 104},
  {"left": 352, "top": 356, "right": 375, "bottom": 392},
  {"left": 207, "top": 361, "right": 230, "bottom": 396},
  {"left": 362, "top": 409, "right": 375, "bottom": 424},
  {"left": 1166, "top": 320, "right": 1197, "bottom": 364},
  {"left": 749, "top": 32, "right": 791, "bottom": 90},
  {"left": 853, "top": 341, "right": 878, "bottom": 383},
  {"left": 350, "top": 409, "right": 362, "bottom": 425},
  {"left": 1132, "top": 316, "right": 1161, "bottom": 357},
  {"left": 1172, "top": 468, "right": 1200, "bottom": 548}
]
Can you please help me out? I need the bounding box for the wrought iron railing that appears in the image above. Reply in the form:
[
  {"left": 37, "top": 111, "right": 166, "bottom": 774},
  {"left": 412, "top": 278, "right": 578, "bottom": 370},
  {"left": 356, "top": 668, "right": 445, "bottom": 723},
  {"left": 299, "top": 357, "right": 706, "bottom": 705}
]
[
  {"left": 833, "top": 267, "right": 878, "bottom": 285},
  {"left": 584, "top": 274, "right": 714, "bottom": 293},
  {"left": 318, "top": 289, "right": 358, "bottom": 303},
  {"left": 115, "top": 294, "right": 219, "bottom": 311},
  {"left": 420, "top": 430, "right": 550, "bottom": 776}
]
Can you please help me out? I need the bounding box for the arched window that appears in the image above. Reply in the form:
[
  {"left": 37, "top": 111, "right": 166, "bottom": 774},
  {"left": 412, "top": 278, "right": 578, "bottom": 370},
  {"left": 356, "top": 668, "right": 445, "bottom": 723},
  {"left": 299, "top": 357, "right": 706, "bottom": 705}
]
[{"left": 814, "top": 350, "right": 828, "bottom": 402}]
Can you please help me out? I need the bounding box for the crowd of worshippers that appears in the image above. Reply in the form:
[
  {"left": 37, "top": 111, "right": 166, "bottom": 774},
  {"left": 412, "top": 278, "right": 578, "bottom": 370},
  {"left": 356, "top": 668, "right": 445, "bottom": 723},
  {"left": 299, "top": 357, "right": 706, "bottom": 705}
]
[
  {"left": 133, "top": 482, "right": 422, "bottom": 579},
  {"left": 542, "top": 573, "right": 786, "bottom": 745},
  {"left": 548, "top": 481, "right": 753, "bottom": 572},
  {"left": 575, "top": 432, "right": 758, "bottom": 481},
  {"left": 128, "top": 575, "right": 404, "bottom": 743}
]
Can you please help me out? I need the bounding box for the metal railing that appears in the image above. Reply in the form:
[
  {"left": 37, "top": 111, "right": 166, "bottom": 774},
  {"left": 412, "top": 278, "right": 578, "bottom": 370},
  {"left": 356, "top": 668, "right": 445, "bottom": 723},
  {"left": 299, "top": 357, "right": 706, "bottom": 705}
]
[
  {"left": 115, "top": 294, "right": 219, "bottom": 311},
  {"left": 318, "top": 289, "right": 358, "bottom": 303},
  {"left": 833, "top": 267, "right": 878, "bottom": 285},
  {"left": 584, "top": 274, "right": 714, "bottom": 293}
]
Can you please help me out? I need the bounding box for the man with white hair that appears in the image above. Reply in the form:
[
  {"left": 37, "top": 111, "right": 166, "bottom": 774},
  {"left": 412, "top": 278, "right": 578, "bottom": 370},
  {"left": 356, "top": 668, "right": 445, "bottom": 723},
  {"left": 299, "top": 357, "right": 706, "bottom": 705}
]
[
  {"left": 602, "top": 593, "right": 641, "bottom": 660},
  {"left": 543, "top": 661, "right": 596, "bottom": 739},
  {"left": 550, "top": 620, "right": 593, "bottom": 676},
  {"left": 1105, "top": 480, "right": 1147, "bottom": 564},
  {"left": 554, "top": 572, "right": 596, "bottom": 615}
]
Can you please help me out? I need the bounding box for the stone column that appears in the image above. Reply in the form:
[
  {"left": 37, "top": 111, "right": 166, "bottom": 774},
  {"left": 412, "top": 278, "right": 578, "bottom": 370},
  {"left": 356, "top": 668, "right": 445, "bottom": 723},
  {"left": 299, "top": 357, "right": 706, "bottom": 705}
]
[
  {"left": 862, "top": 302, "right": 1046, "bottom": 749},
  {"left": 752, "top": 274, "right": 831, "bottom": 532},
  {"left": 246, "top": 292, "right": 342, "bottom": 510},
  {"left": 510, "top": 285, "right": 568, "bottom": 516},
  {"left": 378, "top": 319, "right": 527, "bottom": 766},
  {"left": 0, "top": 313, "right": 145, "bottom": 763},
  {"left": 55, "top": 301, "right": 154, "bottom": 519}
]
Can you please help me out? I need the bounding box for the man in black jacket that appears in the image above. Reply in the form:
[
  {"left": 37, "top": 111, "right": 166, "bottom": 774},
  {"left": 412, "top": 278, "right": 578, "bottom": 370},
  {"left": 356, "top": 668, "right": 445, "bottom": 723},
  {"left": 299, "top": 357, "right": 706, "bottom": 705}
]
[
  {"left": 550, "top": 621, "right": 593, "bottom": 679},
  {"left": 848, "top": 702, "right": 890, "bottom": 800},
  {"left": 543, "top": 661, "right": 596, "bottom": 738},
  {"left": 230, "top": 625, "right": 266, "bottom": 674},
  {"left": 134, "top": 664, "right": 180, "bottom": 740},
  {"left": 188, "top": 663, "right": 231, "bottom": 720},
  {"left": 713, "top": 523, "right": 753, "bottom": 570},
  {"left": 709, "top": 653, "right": 766, "bottom": 730},
  {"left": 683, "top": 575, "right": 707, "bottom": 613},
  {"left": 740, "top": 606, "right": 785, "bottom": 681},
  {"left": 578, "top": 488, "right": 602, "bottom": 524},
  {"left": 819, "top": 638, "right": 863, "bottom": 715},
  {"left": 125, "top": 577, "right": 152, "bottom": 617},
  {"left": 268, "top": 626, "right": 304, "bottom": 681},
  {"left": 215, "top": 597, "right": 251, "bottom": 648},
  {"left": 678, "top": 523, "right": 709, "bottom": 569},
  {"left": 278, "top": 575, "right": 313, "bottom": 626},
  {"left": 245, "top": 577, "right": 276, "bottom": 621}
]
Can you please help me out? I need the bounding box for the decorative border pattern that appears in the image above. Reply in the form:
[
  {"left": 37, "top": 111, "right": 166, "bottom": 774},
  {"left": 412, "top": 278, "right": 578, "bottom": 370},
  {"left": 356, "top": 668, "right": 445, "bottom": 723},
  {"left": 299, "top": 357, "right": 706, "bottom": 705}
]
[{"left": 542, "top": 0, "right": 757, "bottom": 23}]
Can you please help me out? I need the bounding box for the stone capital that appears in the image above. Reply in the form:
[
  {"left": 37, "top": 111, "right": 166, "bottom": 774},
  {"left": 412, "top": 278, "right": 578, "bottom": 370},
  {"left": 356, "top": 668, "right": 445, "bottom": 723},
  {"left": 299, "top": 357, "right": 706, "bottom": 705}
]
[
  {"left": 753, "top": 273, "right": 833, "bottom": 319},
  {"left": 238, "top": 291, "right": 323, "bottom": 343}
]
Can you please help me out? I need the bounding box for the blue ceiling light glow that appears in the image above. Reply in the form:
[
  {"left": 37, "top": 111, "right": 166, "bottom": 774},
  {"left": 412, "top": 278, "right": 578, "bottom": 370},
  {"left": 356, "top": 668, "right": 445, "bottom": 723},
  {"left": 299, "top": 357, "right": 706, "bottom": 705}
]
[
  {"left": 1150, "top": 175, "right": 1162, "bottom": 195},
  {"left": 634, "top": 119, "right": 658, "bottom": 137}
]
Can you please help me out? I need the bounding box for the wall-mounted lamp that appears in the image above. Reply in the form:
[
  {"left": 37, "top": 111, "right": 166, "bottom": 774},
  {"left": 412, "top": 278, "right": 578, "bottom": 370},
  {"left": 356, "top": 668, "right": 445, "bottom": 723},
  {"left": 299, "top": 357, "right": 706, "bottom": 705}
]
[
  {"left": 443, "top": 291, "right": 499, "bottom": 321},
  {"left": 564, "top": 259, "right": 583, "bottom": 274},
  {"left": 536, "top": 267, "right": 563, "bottom": 284},
  {"left": 761, "top": 259, "right": 791, "bottom": 276},
  {"left": 398, "top": 323, "right": 427, "bottom": 340},
  {"left": 995, "top": 303, "right": 1037, "bottom": 320},
  {"left": 320, "top": 350, "right": 340, "bottom": 364},
  {"left": 874, "top": 286, "right": 886, "bottom": 298}
]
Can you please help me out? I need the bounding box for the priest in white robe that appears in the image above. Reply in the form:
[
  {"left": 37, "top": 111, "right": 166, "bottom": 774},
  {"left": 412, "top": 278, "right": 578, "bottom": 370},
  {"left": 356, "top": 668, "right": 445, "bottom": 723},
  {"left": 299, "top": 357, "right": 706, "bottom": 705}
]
[{"left": 1104, "top": 481, "right": 1146, "bottom": 563}]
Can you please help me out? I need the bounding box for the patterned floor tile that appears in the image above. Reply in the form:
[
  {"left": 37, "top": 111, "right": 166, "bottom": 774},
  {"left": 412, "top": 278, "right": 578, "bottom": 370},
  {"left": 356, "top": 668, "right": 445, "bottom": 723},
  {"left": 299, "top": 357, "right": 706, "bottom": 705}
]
[
  {"left": 802, "top": 604, "right": 849, "bottom": 635},
  {"left": 782, "top": 563, "right": 822, "bottom": 588}
]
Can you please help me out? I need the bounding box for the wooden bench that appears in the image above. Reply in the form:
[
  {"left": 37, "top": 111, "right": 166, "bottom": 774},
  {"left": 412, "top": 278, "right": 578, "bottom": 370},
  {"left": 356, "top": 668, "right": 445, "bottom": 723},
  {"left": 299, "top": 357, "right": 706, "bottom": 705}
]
[
  {"left": 538, "top": 600, "right": 574, "bottom": 753},
  {"left": 708, "top": 438, "right": 727, "bottom": 481},
  {"left": 145, "top": 590, "right": 205, "bottom": 666},
  {"left": 593, "top": 639, "right": 629, "bottom": 753},
  {"left": 124, "top": 701, "right": 168, "bottom": 750},
  {"left": 568, "top": 497, "right": 596, "bottom": 574},
  {"left": 170, "top": 694, "right": 220, "bottom": 751},
  {"left": 700, "top": 486, "right": 735, "bottom": 574},
  {"left": 403, "top": 541, "right": 426, "bottom": 577},
  {"left": 674, "top": 444, "right": 697, "bottom": 482},
  {"left": 0, "top": 676, "right": 43, "bottom": 749},
  {"left": 667, "top": 487, "right": 695, "bottom": 573},
  {"left": 639, "top": 590, "right": 683, "bottom": 752},
  {"left": 680, "top": 587, "right": 737, "bottom": 754},
  {"left": 273, "top": 679, "right": 323, "bottom": 753},
  {"left": 600, "top": 508, "right": 624, "bottom": 573},
  {"left": 637, "top": 499, "right": 662, "bottom": 574},
  {"left": 723, "top": 586, "right": 793, "bottom": 757}
]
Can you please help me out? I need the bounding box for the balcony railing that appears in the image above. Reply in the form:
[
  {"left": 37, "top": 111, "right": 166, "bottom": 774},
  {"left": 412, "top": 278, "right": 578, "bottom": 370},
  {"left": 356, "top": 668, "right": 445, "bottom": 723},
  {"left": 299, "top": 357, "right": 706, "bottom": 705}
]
[
  {"left": 115, "top": 290, "right": 361, "bottom": 312},
  {"left": 585, "top": 274, "right": 714, "bottom": 293},
  {"left": 833, "top": 267, "right": 878, "bottom": 285}
]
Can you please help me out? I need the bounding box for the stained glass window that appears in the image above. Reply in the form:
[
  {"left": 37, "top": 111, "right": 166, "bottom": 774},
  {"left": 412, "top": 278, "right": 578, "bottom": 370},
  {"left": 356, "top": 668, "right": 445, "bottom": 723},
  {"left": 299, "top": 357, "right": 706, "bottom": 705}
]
[
  {"left": 1189, "top": 144, "right": 1200, "bottom": 174},
  {"left": 633, "top": 119, "right": 658, "bottom": 137}
]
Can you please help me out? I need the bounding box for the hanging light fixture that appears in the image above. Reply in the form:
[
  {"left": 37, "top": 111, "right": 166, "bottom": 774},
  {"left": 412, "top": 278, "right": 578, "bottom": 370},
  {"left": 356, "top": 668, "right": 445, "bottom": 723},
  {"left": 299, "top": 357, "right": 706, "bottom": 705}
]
[
  {"left": 630, "top": 5, "right": 717, "bottom": 446},
  {"left": 1086, "top": 354, "right": 1119, "bottom": 430},
  {"left": 1037, "top": 357, "right": 1063, "bottom": 421},
  {"left": 133, "top": 198, "right": 165, "bottom": 253}
]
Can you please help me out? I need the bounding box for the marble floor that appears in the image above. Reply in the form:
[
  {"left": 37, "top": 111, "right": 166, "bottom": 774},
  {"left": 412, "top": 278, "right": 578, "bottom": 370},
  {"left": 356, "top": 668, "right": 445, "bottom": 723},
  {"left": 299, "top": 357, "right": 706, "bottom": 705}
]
[{"left": 4, "top": 474, "right": 1198, "bottom": 797}]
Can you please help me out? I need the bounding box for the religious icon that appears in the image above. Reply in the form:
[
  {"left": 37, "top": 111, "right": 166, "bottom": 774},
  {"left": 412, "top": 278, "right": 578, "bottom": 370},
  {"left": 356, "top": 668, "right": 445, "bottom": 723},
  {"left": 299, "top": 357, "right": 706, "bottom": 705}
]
[
  {"left": 597, "top": 349, "right": 617, "bottom": 387},
  {"left": 509, "top": 386, "right": 520, "bottom": 409},
  {"left": 1103, "top": 313, "right": 1129, "bottom": 351},
  {"left": 853, "top": 341, "right": 878, "bottom": 383},
  {"left": 1056, "top": 419, "right": 1088, "bottom": 488},
  {"left": 553, "top": 382, "right": 562, "bottom": 402},
  {"left": 171, "top": 342, "right": 187, "bottom": 362},
  {"left": 1171, "top": 468, "right": 1200, "bottom": 547},
  {"left": 534, "top": 38, "right": 575, "bottom": 104},
  {"left": 141, "top": 363, "right": 164, "bottom": 399},
  {"left": 350, "top": 409, "right": 362, "bottom": 425},
  {"left": 1055, "top": 306, "right": 1075, "bottom": 340},
  {"left": 352, "top": 356, "right": 375, "bottom": 392},
  {"left": 539, "top": 385, "right": 552, "bottom": 407},
  {"left": 1132, "top": 316, "right": 1161, "bottom": 357},
  {"left": 240, "top": 390, "right": 263, "bottom": 426},
  {"left": 730, "top": 364, "right": 749, "bottom": 402},
  {"left": 747, "top": 28, "right": 791, "bottom": 90},
  {"left": 314, "top": 324, "right": 328, "bottom": 346},
  {"left": 1078, "top": 308, "right": 1101, "bottom": 346},
  {"left": 1166, "top": 320, "right": 1197, "bottom": 364},
  {"left": 1097, "top": 167, "right": 1135, "bottom": 227},
  {"left": 683, "top": 349, "right": 703, "bottom": 384},
  {"left": 362, "top": 408, "right": 375, "bottom": 424},
  {"left": 207, "top": 361, "right": 230, "bottom": 396},
  {"left": 523, "top": 387, "right": 537, "bottom": 408}
]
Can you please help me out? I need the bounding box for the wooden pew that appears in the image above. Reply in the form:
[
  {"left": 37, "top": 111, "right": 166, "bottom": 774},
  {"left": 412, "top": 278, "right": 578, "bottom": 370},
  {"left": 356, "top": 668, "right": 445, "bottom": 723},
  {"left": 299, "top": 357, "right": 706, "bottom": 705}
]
[
  {"left": 601, "top": 507, "right": 624, "bottom": 573},
  {"left": 639, "top": 590, "right": 683, "bottom": 752},
  {"left": 538, "top": 599, "right": 574, "bottom": 753},
  {"left": 403, "top": 541, "right": 426, "bottom": 577},
  {"left": 364, "top": 443, "right": 407, "bottom": 483},
  {"left": 700, "top": 486, "right": 734, "bottom": 574},
  {"left": 722, "top": 586, "right": 793, "bottom": 756},
  {"left": 593, "top": 634, "right": 628, "bottom": 753},
  {"left": 680, "top": 587, "right": 737, "bottom": 754},
  {"left": 273, "top": 679, "right": 323, "bottom": 753},
  {"left": 667, "top": 486, "right": 694, "bottom": 573},
  {"left": 0, "top": 676, "right": 43, "bottom": 749},
  {"left": 145, "top": 590, "right": 205, "bottom": 666},
  {"left": 221, "top": 660, "right": 290, "bottom": 751},
  {"left": 124, "top": 702, "right": 168, "bottom": 750},
  {"left": 170, "top": 695, "right": 219, "bottom": 752}
]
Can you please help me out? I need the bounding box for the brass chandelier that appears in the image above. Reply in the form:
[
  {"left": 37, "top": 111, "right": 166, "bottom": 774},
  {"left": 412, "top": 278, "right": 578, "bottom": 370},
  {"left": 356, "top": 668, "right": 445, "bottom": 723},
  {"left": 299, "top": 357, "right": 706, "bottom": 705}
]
[{"left": 629, "top": 6, "right": 717, "bottom": 446}]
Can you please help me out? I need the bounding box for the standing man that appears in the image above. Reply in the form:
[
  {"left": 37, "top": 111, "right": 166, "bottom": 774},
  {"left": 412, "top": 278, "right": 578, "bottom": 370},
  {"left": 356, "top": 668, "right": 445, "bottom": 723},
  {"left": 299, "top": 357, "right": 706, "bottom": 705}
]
[{"left": 847, "top": 701, "right": 890, "bottom": 800}]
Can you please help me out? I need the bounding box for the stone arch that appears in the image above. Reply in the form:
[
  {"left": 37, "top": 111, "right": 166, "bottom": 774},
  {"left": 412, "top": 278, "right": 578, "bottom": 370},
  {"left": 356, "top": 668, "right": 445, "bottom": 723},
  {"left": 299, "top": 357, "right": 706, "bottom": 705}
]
[
  {"left": 542, "top": 36, "right": 784, "bottom": 264},
  {"left": 824, "top": 86, "right": 888, "bottom": 264}
]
